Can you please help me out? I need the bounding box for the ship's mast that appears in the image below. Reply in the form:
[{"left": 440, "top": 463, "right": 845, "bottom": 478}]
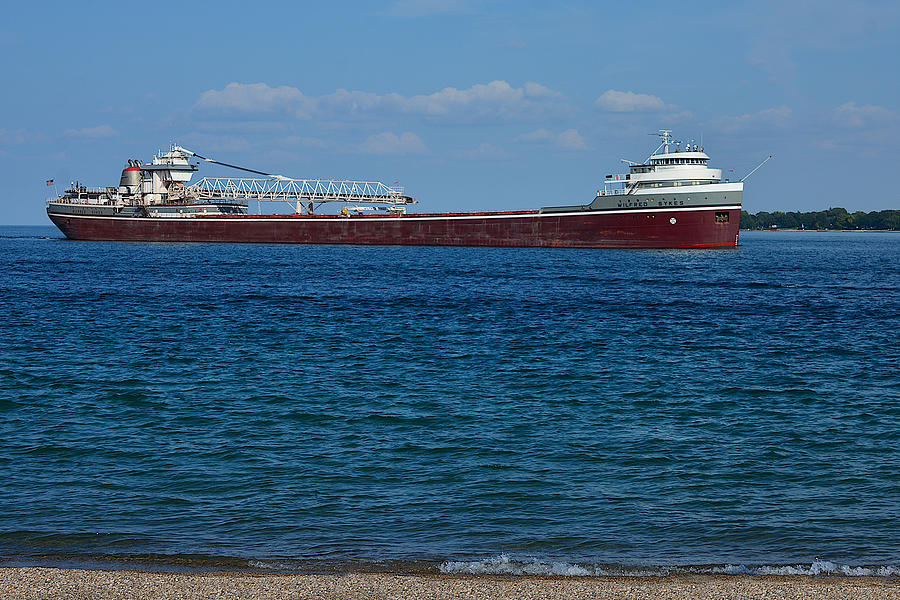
[
  {"left": 646, "top": 130, "right": 674, "bottom": 161},
  {"left": 660, "top": 129, "right": 673, "bottom": 154}
]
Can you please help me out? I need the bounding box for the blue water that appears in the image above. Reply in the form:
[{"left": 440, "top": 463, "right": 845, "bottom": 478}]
[{"left": 1, "top": 226, "right": 898, "bottom": 575}]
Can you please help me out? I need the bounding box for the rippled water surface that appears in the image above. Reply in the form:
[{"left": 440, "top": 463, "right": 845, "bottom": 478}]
[{"left": 1, "top": 227, "right": 898, "bottom": 573}]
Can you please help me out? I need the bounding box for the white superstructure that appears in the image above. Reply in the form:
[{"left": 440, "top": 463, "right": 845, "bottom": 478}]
[
  {"left": 138, "top": 147, "right": 199, "bottom": 203},
  {"left": 600, "top": 130, "right": 742, "bottom": 199}
]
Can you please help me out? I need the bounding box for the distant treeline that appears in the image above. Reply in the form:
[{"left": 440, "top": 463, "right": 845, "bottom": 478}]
[{"left": 741, "top": 208, "right": 899, "bottom": 230}]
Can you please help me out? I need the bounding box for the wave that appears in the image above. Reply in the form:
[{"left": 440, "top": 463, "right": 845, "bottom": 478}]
[
  {"left": 438, "top": 554, "right": 900, "bottom": 577},
  {"left": 440, "top": 555, "right": 667, "bottom": 577},
  {"left": 713, "top": 561, "right": 900, "bottom": 577},
  {"left": 5, "top": 551, "right": 899, "bottom": 577},
  {"left": 248, "top": 559, "right": 297, "bottom": 570}
]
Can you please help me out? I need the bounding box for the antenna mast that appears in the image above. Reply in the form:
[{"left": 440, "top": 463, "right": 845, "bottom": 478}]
[
  {"left": 741, "top": 155, "right": 774, "bottom": 183},
  {"left": 646, "top": 130, "right": 673, "bottom": 161}
]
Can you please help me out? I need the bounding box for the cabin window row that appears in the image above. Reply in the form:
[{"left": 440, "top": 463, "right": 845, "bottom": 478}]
[
  {"left": 639, "top": 180, "right": 716, "bottom": 188},
  {"left": 650, "top": 158, "right": 708, "bottom": 165}
]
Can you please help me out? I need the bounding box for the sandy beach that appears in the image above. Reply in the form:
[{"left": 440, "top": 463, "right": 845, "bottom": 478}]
[{"left": 2, "top": 568, "right": 899, "bottom": 600}]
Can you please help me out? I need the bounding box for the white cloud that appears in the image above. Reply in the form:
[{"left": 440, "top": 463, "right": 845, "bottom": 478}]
[
  {"left": 556, "top": 129, "right": 589, "bottom": 150},
  {"left": 714, "top": 105, "right": 792, "bottom": 133},
  {"left": 195, "top": 80, "right": 568, "bottom": 123},
  {"left": 64, "top": 125, "right": 118, "bottom": 138},
  {"left": 196, "top": 82, "right": 315, "bottom": 119},
  {"left": 523, "top": 82, "right": 562, "bottom": 99},
  {"left": 833, "top": 102, "right": 897, "bottom": 128},
  {"left": 358, "top": 131, "right": 428, "bottom": 155},
  {"left": 311, "top": 89, "right": 414, "bottom": 121},
  {"left": 516, "top": 128, "right": 589, "bottom": 150},
  {"left": 595, "top": 90, "right": 666, "bottom": 112},
  {"left": 399, "top": 80, "right": 567, "bottom": 120}
]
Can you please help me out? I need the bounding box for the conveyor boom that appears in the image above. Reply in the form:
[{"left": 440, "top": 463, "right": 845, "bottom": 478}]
[{"left": 180, "top": 177, "right": 414, "bottom": 205}]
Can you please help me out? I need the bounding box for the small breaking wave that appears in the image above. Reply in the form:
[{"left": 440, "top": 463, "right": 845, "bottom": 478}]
[
  {"left": 248, "top": 559, "right": 296, "bottom": 570},
  {"left": 712, "top": 560, "right": 900, "bottom": 577},
  {"left": 439, "top": 555, "right": 900, "bottom": 577},
  {"left": 439, "top": 554, "right": 665, "bottom": 577}
]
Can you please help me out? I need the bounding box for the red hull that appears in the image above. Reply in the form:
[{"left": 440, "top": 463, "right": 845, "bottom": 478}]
[{"left": 48, "top": 207, "right": 741, "bottom": 249}]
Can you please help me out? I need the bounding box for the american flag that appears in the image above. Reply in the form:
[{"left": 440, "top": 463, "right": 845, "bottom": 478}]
[{"left": 46, "top": 179, "right": 54, "bottom": 186}]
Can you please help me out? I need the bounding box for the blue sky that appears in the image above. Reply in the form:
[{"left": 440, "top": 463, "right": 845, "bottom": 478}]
[{"left": 2, "top": 0, "right": 898, "bottom": 224}]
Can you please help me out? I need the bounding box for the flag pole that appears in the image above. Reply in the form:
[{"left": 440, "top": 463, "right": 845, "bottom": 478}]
[{"left": 45, "top": 179, "right": 59, "bottom": 201}]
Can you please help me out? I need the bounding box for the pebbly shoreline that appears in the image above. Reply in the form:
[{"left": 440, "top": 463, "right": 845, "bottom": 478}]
[{"left": 2, "top": 567, "right": 900, "bottom": 600}]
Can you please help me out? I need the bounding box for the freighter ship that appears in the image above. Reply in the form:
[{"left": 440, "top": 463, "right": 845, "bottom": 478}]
[{"left": 46, "top": 131, "right": 757, "bottom": 248}]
